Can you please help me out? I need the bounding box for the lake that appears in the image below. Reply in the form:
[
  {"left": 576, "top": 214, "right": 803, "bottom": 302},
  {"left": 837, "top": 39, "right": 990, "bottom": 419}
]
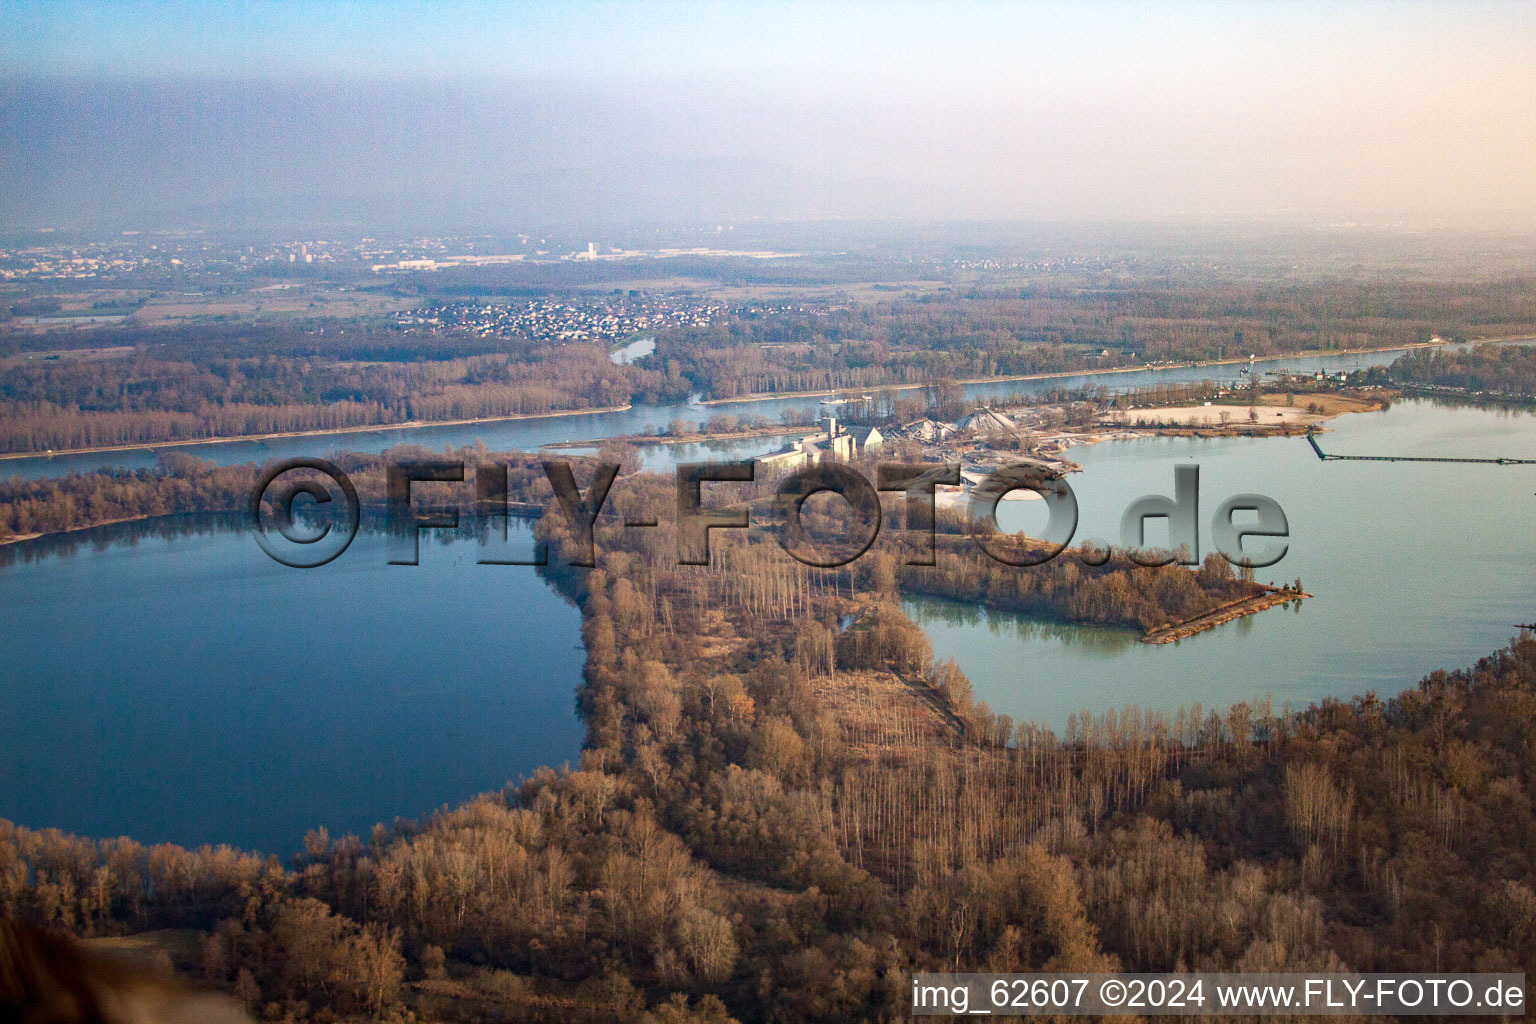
[
  {"left": 0, "top": 517, "right": 584, "bottom": 855},
  {"left": 6, "top": 375, "right": 1533, "bottom": 856},
  {"left": 907, "top": 398, "right": 1536, "bottom": 732}
]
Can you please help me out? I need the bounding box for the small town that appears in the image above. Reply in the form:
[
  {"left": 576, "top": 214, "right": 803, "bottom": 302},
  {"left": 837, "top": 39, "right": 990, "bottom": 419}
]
[
  {"left": 4, "top": 3, "right": 1536, "bottom": 1022},
  {"left": 393, "top": 296, "right": 732, "bottom": 344}
]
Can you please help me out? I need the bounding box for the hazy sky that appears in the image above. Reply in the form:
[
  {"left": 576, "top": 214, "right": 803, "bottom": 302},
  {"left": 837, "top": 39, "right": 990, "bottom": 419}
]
[{"left": 3, "top": 1, "right": 1534, "bottom": 230}]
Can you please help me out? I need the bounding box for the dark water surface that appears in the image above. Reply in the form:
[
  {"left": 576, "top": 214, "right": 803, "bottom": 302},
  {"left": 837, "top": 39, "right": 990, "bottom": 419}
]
[{"left": 0, "top": 517, "right": 583, "bottom": 854}]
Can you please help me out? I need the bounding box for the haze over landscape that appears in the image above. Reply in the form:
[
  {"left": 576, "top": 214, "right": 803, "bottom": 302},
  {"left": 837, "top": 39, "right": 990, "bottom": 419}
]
[
  {"left": 5, "top": 0, "right": 1535, "bottom": 231},
  {"left": 9, "top": 4, "right": 1536, "bottom": 1022}
]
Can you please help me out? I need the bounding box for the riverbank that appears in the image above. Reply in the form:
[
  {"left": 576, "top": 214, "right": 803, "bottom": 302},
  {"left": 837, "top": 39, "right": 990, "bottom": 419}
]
[
  {"left": 0, "top": 404, "right": 636, "bottom": 463},
  {"left": 539, "top": 422, "right": 814, "bottom": 451},
  {"left": 1400, "top": 383, "right": 1536, "bottom": 406},
  {"left": 4, "top": 336, "right": 1525, "bottom": 466},
  {"left": 695, "top": 337, "right": 1461, "bottom": 406}
]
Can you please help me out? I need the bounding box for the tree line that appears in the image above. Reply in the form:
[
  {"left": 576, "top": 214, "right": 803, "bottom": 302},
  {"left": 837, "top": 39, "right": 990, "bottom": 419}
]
[
  {"left": 11, "top": 274, "right": 1536, "bottom": 455},
  {"left": 1384, "top": 342, "right": 1536, "bottom": 399},
  {"left": 2, "top": 451, "right": 1533, "bottom": 1021},
  {"left": 0, "top": 342, "right": 693, "bottom": 454},
  {"left": 652, "top": 277, "right": 1536, "bottom": 399}
]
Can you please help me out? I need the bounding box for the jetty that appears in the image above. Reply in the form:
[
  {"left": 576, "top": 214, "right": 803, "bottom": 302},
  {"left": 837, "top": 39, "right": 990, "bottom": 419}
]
[{"left": 1141, "top": 586, "right": 1309, "bottom": 645}]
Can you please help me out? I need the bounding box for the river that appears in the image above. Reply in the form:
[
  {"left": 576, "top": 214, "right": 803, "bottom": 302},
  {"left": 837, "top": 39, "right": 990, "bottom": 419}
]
[{"left": 0, "top": 347, "right": 1428, "bottom": 481}]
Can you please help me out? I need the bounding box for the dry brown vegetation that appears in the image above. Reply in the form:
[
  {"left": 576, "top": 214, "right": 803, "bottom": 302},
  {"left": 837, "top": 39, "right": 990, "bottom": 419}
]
[{"left": 2, "top": 453, "right": 1534, "bottom": 1022}]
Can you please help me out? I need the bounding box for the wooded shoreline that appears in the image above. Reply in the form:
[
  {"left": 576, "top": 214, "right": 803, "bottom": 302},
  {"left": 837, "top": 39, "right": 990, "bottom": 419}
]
[
  {"left": 0, "top": 404, "right": 636, "bottom": 463},
  {"left": 5, "top": 335, "right": 1528, "bottom": 464},
  {"left": 693, "top": 337, "right": 1467, "bottom": 406}
]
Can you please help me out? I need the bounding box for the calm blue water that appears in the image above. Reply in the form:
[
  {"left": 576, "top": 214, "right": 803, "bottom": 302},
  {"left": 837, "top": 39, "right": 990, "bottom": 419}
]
[
  {"left": 0, "top": 347, "right": 1420, "bottom": 481},
  {"left": 0, "top": 518, "right": 584, "bottom": 855},
  {"left": 5, "top": 380, "right": 1530, "bottom": 854},
  {"left": 907, "top": 399, "right": 1536, "bottom": 732}
]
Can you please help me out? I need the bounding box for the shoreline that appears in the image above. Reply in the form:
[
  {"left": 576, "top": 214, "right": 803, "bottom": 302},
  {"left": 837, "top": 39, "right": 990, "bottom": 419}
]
[
  {"left": 1030, "top": 401, "right": 1386, "bottom": 459},
  {"left": 539, "top": 423, "right": 812, "bottom": 451},
  {"left": 0, "top": 395, "right": 1391, "bottom": 548},
  {"left": 693, "top": 338, "right": 1463, "bottom": 406},
  {"left": 6, "top": 335, "right": 1526, "bottom": 465},
  {"left": 0, "top": 513, "right": 158, "bottom": 548},
  {"left": 0, "top": 404, "right": 635, "bottom": 463}
]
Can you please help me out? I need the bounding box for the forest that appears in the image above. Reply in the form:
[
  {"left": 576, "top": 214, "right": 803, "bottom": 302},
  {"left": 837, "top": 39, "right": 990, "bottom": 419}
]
[
  {"left": 0, "top": 334, "right": 690, "bottom": 454},
  {"left": 6, "top": 273, "right": 1536, "bottom": 454},
  {"left": 2, "top": 451, "right": 1533, "bottom": 1021},
  {"left": 654, "top": 277, "right": 1536, "bottom": 398},
  {"left": 1382, "top": 341, "right": 1536, "bottom": 400}
]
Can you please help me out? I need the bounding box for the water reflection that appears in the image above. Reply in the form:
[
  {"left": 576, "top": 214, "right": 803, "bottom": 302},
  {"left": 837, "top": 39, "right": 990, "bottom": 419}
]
[
  {"left": 0, "top": 515, "right": 584, "bottom": 855},
  {"left": 906, "top": 399, "right": 1536, "bottom": 732},
  {"left": 0, "top": 511, "right": 246, "bottom": 568},
  {"left": 905, "top": 595, "right": 1140, "bottom": 653}
]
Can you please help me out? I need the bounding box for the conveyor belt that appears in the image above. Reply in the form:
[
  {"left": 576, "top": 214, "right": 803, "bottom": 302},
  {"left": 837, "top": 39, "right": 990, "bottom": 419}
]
[{"left": 1306, "top": 432, "right": 1536, "bottom": 465}]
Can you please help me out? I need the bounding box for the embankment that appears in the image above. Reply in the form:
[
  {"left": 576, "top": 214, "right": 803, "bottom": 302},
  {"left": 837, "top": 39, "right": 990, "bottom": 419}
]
[{"left": 1140, "top": 586, "right": 1309, "bottom": 644}]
